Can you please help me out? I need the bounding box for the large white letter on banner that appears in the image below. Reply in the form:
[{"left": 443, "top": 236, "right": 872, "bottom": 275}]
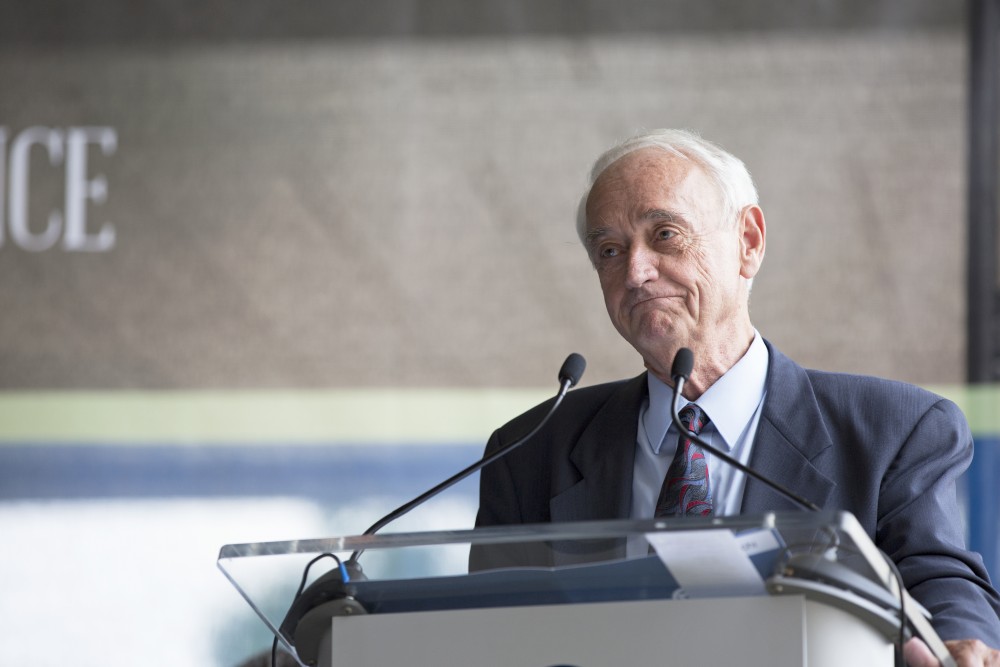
[
  {"left": 8, "top": 126, "right": 65, "bottom": 252},
  {"left": 63, "top": 126, "right": 117, "bottom": 252}
]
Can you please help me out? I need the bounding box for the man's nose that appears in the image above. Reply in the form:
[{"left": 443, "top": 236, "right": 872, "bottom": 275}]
[{"left": 625, "top": 246, "right": 659, "bottom": 288}]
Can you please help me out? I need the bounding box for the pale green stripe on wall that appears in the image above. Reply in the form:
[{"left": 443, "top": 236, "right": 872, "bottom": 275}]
[
  {"left": 0, "top": 385, "right": 997, "bottom": 444},
  {"left": 0, "top": 389, "right": 552, "bottom": 444},
  {"left": 927, "top": 384, "right": 1000, "bottom": 436}
]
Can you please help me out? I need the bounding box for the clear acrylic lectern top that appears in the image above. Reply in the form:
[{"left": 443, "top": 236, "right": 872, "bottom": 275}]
[{"left": 217, "top": 510, "right": 953, "bottom": 667}]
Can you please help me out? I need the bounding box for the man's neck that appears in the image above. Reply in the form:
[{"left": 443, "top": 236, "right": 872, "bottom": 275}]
[{"left": 647, "top": 324, "right": 756, "bottom": 400}]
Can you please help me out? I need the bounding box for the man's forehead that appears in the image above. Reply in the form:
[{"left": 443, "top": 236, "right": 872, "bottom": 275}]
[{"left": 586, "top": 152, "right": 706, "bottom": 220}]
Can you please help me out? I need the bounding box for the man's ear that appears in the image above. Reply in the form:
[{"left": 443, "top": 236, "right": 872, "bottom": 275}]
[{"left": 738, "top": 205, "right": 766, "bottom": 279}]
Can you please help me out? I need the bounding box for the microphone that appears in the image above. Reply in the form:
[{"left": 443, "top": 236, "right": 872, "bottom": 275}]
[
  {"left": 668, "top": 347, "right": 819, "bottom": 512},
  {"left": 346, "top": 351, "right": 586, "bottom": 566},
  {"left": 670, "top": 350, "right": 956, "bottom": 664},
  {"left": 279, "top": 353, "right": 586, "bottom": 663}
]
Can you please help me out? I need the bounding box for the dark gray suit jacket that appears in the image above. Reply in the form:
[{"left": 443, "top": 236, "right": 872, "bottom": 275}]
[{"left": 472, "top": 341, "right": 1000, "bottom": 644}]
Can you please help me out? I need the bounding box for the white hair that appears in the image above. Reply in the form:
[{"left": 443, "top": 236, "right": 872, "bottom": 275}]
[{"left": 575, "top": 129, "right": 759, "bottom": 245}]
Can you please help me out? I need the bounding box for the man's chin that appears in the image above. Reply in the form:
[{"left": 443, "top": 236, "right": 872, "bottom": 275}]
[
  {"left": 627, "top": 319, "right": 683, "bottom": 347},
  {"left": 628, "top": 334, "right": 685, "bottom": 374}
]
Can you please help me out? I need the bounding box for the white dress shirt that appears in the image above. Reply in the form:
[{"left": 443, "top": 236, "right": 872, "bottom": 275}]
[{"left": 626, "top": 332, "right": 769, "bottom": 558}]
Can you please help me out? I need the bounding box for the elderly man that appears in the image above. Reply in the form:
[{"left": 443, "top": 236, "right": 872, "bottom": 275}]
[{"left": 472, "top": 129, "right": 1000, "bottom": 666}]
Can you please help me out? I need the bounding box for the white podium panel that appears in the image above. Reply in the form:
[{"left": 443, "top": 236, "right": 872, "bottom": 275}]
[{"left": 329, "top": 594, "right": 893, "bottom": 667}]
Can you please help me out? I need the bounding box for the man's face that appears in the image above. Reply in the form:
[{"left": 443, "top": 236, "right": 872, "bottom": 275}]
[{"left": 584, "top": 148, "right": 754, "bottom": 376}]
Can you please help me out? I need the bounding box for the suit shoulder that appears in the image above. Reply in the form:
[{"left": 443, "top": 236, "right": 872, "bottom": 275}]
[
  {"left": 803, "top": 367, "right": 941, "bottom": 402},
  {"left": 492, "top": 375, "right": 643, "bottom": 441},
  {"left": 563, "top": 376, "right": 639, "bottom": 408},
  {"left": 801, "top": 367, "right": 964, "bottom": 424},
  {"left": 765, "top": 342, "right": 965, "bottom": 430}
]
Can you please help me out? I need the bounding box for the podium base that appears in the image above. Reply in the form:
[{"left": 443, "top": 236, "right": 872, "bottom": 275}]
[{"left": 324, "top": 594, "right": 893, "bottom": 667}]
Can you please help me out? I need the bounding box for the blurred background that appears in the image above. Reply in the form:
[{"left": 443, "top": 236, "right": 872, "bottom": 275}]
[{"left": 0, "top": 0, "right": 998, "bottom": 665}]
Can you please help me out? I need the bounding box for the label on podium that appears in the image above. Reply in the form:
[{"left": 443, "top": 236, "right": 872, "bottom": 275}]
[{"left": 647, "top": 527, "right": 782, "bottom": 598}]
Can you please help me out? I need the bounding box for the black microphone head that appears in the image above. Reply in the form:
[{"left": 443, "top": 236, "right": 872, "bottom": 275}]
[
  {"left": 671, "top": 348, "right": 694, "bottom": 381},
  {"left": 558, "top": 353, "right": 587, "bottom": 388}
]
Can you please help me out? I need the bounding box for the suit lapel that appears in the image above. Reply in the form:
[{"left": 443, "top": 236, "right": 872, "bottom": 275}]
[
  {"left": 548, "top": 374, "right": 646, "bottom": 566},
  {"left": 742, "top": 342, "right": 837, "bottom": 512},
  {"left": 549, "top": 373, "right": 647, "bottom": 524}
]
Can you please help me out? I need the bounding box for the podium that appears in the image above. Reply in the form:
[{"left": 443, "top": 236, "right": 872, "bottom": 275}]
[{"left": 218, "top": 511, "right": 956, "bottom": 667}]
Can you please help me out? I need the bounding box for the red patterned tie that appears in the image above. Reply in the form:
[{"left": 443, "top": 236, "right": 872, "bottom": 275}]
[{"left": 654, "top": 404, "right": 713, "bottom": 517}]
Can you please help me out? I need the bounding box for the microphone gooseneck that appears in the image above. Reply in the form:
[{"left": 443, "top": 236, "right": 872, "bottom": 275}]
[
  {"left": 669, "top": 347, "right": 820, "bottom": 512},
  {"left": 281, "top": 353, "right": 588, "bottom": 661},
  {"left": 345, "top": 352, "right": 587, "bottom": 568},
  {"left": 673, "top": 343, "right": 935, "bottom": 662}
]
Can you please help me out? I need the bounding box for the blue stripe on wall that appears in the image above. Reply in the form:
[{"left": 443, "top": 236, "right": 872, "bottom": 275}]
[
  {"left": 968, "top": 437, "right": 1000, "bottom": 586},
  {"left": 2, "top": 438, "right": 996, "bottom": 583},
  {"left": 0, "top": 442, "right": 484, "bottom": 502}
]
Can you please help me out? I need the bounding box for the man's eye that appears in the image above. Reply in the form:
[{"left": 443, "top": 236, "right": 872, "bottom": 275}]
[
  {"left": 599, "top": 246, "right": 620, "bottom": 258},
  {"left": 656, "top": 229, "right": 676, "bottom": 241}
]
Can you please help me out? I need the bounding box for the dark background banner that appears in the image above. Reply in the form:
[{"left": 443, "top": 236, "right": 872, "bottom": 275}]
[{"left": 0, "top": 0, "right": 971, "bottom": 390}]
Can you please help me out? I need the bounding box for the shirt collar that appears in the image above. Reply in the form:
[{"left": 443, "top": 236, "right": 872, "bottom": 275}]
[{"left": 644, "top": 331, "right": 769, "bottom": 454}]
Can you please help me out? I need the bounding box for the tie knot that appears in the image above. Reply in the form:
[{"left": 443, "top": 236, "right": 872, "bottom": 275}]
[{"left": 679, "top": 404, "right": 708, "bottom": 435}]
